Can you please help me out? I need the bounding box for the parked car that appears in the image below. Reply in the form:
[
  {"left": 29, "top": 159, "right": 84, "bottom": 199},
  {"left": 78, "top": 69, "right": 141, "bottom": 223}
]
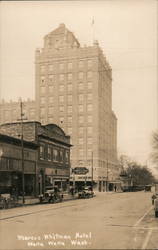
[
  {"left": 144, "top": 185, "right": 152, "bottom": 192},
  {"left": 78, "top": 186, "right": 94, "bottom": 199},
  {"left": 39, "top": 186, "right": 63, "bottom": 204}
]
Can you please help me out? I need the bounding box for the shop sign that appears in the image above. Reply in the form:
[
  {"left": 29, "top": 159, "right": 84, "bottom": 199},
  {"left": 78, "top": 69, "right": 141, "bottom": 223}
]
[{"left": 72, "top": 167, "right": 89, "bottom": 175}]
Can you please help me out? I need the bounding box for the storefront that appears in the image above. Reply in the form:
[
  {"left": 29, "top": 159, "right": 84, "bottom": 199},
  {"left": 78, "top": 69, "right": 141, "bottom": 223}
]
[{"left": 0, "top": 134, "right": 38, "bottom": 197}]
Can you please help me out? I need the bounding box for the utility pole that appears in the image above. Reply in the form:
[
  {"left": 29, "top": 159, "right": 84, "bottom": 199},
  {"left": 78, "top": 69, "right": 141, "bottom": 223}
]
[
  {"left": 106, "top": 159, "right": 109, "bottom": 192},
  {"left": 19, "top": 101, "right": 25, "bottom": 204}
]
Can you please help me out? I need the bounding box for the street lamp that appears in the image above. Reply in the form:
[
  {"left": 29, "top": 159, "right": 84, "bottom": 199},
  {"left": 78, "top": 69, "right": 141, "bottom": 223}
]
[
  {"left": 91, "top": 151, "right": 94, "bottom": 191},
  {"left": 20, "top": 101, "right": 25, "bottom": 204}
]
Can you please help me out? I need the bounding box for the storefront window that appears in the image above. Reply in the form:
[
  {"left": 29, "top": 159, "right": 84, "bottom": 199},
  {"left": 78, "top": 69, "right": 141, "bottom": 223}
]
[
  {"left": 59, "top": 150, "right": 64, "bottom": 162},
  {"left": 65, "top": 151, "right": 69, "bottom": 163},
  {"left": 53, "top": 148, "right": 58, "bottom": 162},
  {"left": 48, "top": 146, "right": 51, "bottom": 161},
  {"left": 40, "top": 145, "right": 44, "bottom": 160}
]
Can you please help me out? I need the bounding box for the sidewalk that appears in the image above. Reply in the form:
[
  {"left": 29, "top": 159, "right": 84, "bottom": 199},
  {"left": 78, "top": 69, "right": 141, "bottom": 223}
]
[{"left": 0, "top": 192, "right": 78, "bottom": 209}]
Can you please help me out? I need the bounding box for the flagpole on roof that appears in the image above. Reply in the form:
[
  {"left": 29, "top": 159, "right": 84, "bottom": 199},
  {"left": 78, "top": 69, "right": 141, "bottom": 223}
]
[{"left": 91, "top": 17, "right": 95, "bottom": 44}]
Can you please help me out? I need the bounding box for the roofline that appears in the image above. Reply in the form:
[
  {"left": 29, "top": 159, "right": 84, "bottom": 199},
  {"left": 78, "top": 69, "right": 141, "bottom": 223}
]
[{"left": 0, "top": 134, "right": 38, "bottom": 149}]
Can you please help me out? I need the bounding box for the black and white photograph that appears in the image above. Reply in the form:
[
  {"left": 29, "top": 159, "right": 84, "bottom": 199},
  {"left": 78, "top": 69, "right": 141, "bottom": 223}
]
[{"left": 0, "top": 0, "right": 158, "bottom": 249}]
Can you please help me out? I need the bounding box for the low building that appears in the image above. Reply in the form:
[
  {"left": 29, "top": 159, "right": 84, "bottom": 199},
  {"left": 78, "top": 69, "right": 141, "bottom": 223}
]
[
  {"left": 0, "top": 121, "right": 71, "bottom": 195},
  {"left": 0, "top": 133, "right": 38, "bottom": 196}
]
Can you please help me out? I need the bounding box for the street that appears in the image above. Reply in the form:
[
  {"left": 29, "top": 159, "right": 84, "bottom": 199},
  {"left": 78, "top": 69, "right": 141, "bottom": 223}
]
[{"left": 0, "top": 191, "right": 158, "bottom": 250}]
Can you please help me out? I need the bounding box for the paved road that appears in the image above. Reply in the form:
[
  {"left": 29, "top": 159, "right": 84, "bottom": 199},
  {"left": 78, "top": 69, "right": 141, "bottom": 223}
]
[{"left": 0, "top": 191, "right": 158, "bottom": 249}]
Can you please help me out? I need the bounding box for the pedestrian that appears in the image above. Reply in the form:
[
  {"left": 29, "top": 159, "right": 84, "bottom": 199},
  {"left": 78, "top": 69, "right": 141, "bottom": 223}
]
[
  {"left": 114, "top": 185, "right": 117, "bottom": 192},
  {"left": 152, "top": 193, "right": 158, "bottom": 205}
]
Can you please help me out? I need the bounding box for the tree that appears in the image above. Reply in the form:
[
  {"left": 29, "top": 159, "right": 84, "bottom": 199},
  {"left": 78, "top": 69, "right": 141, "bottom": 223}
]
[
  {"left": 151, "top": 131, "right": 158, "bottom": 165},
  {"left": 119, "top": 155, "right": 155, "bottom": 185},
  {"left": 126, "top": 162, "right": 155, "bottom": 186}
]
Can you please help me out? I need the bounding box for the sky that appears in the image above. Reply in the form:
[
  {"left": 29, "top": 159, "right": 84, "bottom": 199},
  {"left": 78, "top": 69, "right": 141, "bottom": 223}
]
[{"left": 0, "top": 0, "right": 157, "bottom": 172}]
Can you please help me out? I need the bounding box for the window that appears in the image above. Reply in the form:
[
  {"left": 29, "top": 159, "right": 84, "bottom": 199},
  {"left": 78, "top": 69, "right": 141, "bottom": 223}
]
[
  {"left": 59, "top": 117, "right": 64, "bottom": 123},
  {"left": 40, "top": 65, "right": 45, "bottom": 73},
  {"left": 40, "top": 86, "right": 46, "bottom": 94},
  {"left": 59, "top": 106, "right": 64, "bottom": 112},
  {"left": 67, "top": 84, "right": 72, "bottom": 91},
  {"left": 87, "top": 137, "right": 92, "bottom": 144},
  {"left": 48, "top": 75, "right": 54, "bottom": 84},
  {"left": 67, "top": 105, "right": 72, "bottom": 113},
  {"left": 78, "top": 83, "right": 83, "bottom": 90},
  {"left": 87, "top": 149, "right": 92, "bottom": 157},
  {"left": 53, "top": 148, "right": 58, "bottom": 162},
  {"left": 48, "top": 65, "right": 53, "bottom": 71},
  {"left": 48, "top": 106, "right": 54, "bottom": 115},
  {"left": 68, "top": 116, "right": 72, "bottom": 123},
  {"left": 40, "top": 97, "right": 45, "bottom": 105},
  {"left": 59, "top": 96, "right": 64, "bottom": 102},
  {"left": 40, "top": 76, "right": 45, "bottom": 85},
  {"left": 78, "top": 137, "right": 84, "bottom": 144},
  {"left": 87, "top": 115, "right": 92, "bottom": 123},
  {"left": 40, "top": 145, "right": 44, "bottom": 160},
  {"left": 79, "top": 115, "right": 84, "bottom": 123},
  {"left": 48, "top": 86, "right": 53, "bottom": 93},
  {"left": 59, "top": 150, "right": 64, "bottom": 162},
  {"left": 79, "top": 127, "right": 84, "bottom": 134},
  {"left": 48, "top": 117, "right": 54, "bottom": 123},
  {"left": 68, "top": 73, "right": 72, "bottom": 81},
  {"left": 87, "top": 104, "right": 93, "bottom": 112},
  {"left": 78, "top": 72, "right": 84, "bottom": 80},
  {"left": 87, "top": 126, "right": 93, "bottom": 134},
  {"left": 87, "top": 93, "right": 92, "bottom": 101},
  {"left": 87, "top": 60, "right": 93, "bottom": 68},
  {"left": 65, "top": 151, "right": 69, "bottom": 163},
  {"left": 87, "top": 71, "right": 93, "bottom": 78},
  {"left": 78, "top": 105, "right": 84, "bottom": 112},
  {"left": 30, "top": 109, "right": 35, "bottom": 117},
  {"left": 67, "top": 95, "right": 72, "bottom": 103},
  {"left": 59, "top": 63, "right": 64, "bottom": 70},
  {"left": 68, "top": 62, "right": 72, "bottom": 70},
  {"left": 79, "top": 61, "right": 84, "bottom": 68},
  {"left": 59, "top": 74, "right": 64, "bottom": 81},
  {"left": 79, "top": 149, "right": 84, "bottom": 157},
  {"left": 40, "top": 108, "right": 45, "bottom": 116},
  {"left": 78, "top": 94, "right": 84, "bottom": 102},
  {"left": 59, "top": 85, "right": 64, "bottom": 92},
  {"left": 49, "top": 96, "right": 53, "bottom": 104},
  {"left": 67, "top": 127, "right": 72, "bottom": 135},
  {"left": 87, "top": 82, "right": 93, "bottom": 89},
  {"left": 48, "top": 146, "right": 51, "bottom": 161}
]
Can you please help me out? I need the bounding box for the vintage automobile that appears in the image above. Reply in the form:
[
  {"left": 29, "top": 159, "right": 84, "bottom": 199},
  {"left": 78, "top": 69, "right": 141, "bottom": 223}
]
[
  {"left": 78, "top": 186, "right": 94, "bottom": 199},
  {"left": 154, "top": 198, "right": 158, "bottom": 217},
  {"left": 39, "top": 186, "right": 63, "bottom": 204}
]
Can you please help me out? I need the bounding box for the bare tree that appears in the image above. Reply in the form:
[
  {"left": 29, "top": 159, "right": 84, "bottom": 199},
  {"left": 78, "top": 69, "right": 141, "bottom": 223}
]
[{"left": 151, "top": 131, "right": 158, "bottom": 164}]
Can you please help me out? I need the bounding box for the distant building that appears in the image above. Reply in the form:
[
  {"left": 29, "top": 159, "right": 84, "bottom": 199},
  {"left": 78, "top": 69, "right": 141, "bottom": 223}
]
[
  {"left": 0, "top": 121, "right": 71, "bottom": 195},
  {"left": 0, "top": 99, "right": 36, "bottom": 124},
  {"left": 35, "top": 23, "right": 118, "bottom": 191}
]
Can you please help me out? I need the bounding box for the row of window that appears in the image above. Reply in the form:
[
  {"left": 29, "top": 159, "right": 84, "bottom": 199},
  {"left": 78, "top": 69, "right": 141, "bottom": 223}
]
[
  {"left": 40, "top": 94, "right": 93, "bottom": 106},
  {"left": 40, "top": 71, "right": 93, "bottom": 84},
  {"left": 40, "top": 83, "right": 93, "bottom": 94},
  {"left": 40, "top": 60, "right": 93, "bottom": 73},
  {"left": 78, "top": 148, "right": 93, "bottom": 157},
  {"left": 39, "top": 145, "right": 69, "bottom": 163},
  {"left": 40, "top": 105, "right": 93, "bottom": 117}
]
